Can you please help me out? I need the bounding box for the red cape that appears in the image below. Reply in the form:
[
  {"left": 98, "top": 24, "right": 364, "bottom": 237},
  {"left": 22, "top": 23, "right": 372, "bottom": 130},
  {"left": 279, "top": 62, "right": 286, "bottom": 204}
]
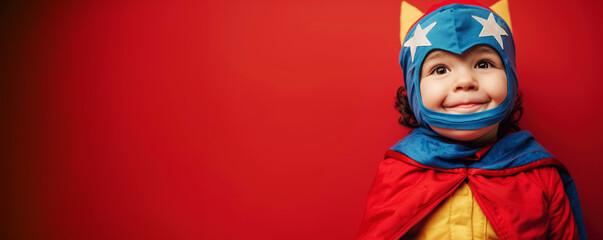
[{"left": 357, "top": 150, "right": 578, "bottom": 240}]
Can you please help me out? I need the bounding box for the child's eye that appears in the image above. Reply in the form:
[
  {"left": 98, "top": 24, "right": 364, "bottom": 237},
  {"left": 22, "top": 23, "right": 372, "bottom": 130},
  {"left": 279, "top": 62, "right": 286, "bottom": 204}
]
[
  {"left": 475, "top": 61, "right": 494, "bottom": 69},
  {"left": 431, "top": 66, "right": 449, "bottom": 75}
]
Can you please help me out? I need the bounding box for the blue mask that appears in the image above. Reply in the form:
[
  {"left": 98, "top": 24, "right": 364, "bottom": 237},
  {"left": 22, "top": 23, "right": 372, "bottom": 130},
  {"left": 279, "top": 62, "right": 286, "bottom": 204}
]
[{"left": 400, "top": 3, "right": 517, "bottom": 130}]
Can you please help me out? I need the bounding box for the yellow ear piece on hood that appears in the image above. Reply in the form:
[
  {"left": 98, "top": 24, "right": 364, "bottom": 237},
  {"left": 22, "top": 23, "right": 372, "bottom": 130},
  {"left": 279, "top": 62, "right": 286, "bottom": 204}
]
[{"left": 489, "top": 0, "right": 512, "bottom": 31}]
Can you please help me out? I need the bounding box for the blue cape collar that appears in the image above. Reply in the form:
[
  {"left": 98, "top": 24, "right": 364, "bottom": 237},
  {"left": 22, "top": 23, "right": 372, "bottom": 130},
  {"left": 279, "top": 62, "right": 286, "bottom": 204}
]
[{"left": 390, "top": 127, "right": 553, "bottom": 170}]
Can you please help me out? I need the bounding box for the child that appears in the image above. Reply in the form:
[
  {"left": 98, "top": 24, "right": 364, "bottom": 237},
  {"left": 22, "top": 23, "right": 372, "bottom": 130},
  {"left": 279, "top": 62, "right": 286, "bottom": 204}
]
[{"left": 356, "top": 1, "right": 586, "bottom": 239}]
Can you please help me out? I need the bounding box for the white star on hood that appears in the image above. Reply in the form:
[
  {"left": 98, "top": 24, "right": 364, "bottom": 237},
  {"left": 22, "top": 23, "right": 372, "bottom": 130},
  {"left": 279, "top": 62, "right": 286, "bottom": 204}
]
[
  {"left": 403, "top": 22, "right": 437, "bottom": 62},
  {"left": 472, "top": 13, "right": 508, "bottom": 49}
]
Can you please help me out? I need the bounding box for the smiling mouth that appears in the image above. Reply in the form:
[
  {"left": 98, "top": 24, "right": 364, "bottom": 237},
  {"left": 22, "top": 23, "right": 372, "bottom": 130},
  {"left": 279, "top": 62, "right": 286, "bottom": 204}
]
[{"left": 444, "top": 102, "right": 488, "bottom": 114}]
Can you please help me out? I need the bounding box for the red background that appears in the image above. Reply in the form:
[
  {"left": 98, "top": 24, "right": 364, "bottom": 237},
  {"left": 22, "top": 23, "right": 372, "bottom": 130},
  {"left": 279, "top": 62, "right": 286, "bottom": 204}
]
[{"left": 1, "top": 0, "right": 601, "bottom": 239}]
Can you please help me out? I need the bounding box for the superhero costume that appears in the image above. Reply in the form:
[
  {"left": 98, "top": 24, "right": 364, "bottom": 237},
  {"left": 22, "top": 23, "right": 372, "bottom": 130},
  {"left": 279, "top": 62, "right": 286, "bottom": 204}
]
[
  {"left": 357, "top": 1, "right": 586, "bottom": 239},
  {"left": 356, "top": 128, "right": 585, "bottom": 239}
]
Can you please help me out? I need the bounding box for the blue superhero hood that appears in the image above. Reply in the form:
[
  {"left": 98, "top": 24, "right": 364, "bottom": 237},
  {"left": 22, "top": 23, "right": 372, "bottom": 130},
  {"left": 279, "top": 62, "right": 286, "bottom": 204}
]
[{"left": 400, "top": 2, "right": 517, "bottom": 130}]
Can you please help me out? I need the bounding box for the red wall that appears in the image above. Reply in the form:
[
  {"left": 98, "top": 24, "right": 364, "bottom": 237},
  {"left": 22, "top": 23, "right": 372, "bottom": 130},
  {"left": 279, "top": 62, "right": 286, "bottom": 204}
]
[{"left": 1, "top": 0, "right": 601, "bottom": 239}]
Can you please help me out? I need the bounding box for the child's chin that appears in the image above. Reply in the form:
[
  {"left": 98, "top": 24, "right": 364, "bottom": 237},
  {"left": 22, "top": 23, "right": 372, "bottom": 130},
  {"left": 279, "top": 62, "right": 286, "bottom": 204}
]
[{"left": 430, "top": 124, "right": 499, "bottom": 144}]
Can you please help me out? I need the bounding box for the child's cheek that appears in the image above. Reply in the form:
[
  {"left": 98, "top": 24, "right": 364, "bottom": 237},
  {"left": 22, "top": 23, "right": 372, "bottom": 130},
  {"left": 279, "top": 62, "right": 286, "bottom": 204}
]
[
  {"left": 482, "top": 71, "right": 508, "bottom": 106},
  {"left": 420, "top": 79, "right": 448, "bottom": 111}
]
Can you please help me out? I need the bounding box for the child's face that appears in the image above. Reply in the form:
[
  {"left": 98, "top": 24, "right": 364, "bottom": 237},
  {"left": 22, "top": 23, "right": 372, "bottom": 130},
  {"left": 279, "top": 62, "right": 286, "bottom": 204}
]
[{"left": 419, "top": 45, "right": 507, "bottom": 143}]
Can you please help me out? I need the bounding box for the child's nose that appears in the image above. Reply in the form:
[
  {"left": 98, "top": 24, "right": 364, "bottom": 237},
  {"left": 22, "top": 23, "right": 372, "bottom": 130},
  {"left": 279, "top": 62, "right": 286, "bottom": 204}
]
[{"left": 453, "top": 71, "right": 478, "bottom": 92}]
